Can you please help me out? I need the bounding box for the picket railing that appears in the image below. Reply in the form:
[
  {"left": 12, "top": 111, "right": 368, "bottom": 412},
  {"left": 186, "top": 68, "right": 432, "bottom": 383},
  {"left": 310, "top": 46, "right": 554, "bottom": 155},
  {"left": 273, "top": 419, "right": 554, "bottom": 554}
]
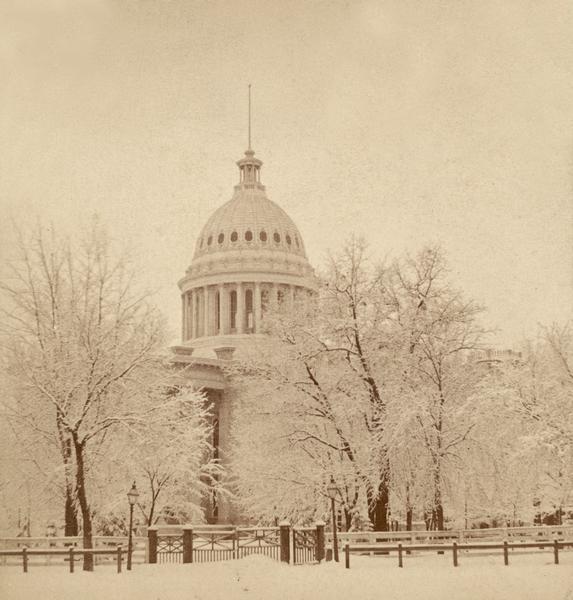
[{"left": 343, "top": 539, "right": 573, "bottom": 569}]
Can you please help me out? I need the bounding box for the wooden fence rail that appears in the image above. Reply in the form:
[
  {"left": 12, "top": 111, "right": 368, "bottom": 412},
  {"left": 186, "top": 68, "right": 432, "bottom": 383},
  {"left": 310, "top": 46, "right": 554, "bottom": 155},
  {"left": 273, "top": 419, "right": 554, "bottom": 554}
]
[
  {"left": 343, "top": 540, "right": 573, "bottom": 569},
  {"left": 0, "top": 547, "right": 127, "bottom": 573},
  {"left": 0, "top": 536, "right": 147, "bottom": 566},
  {"left": 329, "top": 525, "right": 573, "bottom": 548}
]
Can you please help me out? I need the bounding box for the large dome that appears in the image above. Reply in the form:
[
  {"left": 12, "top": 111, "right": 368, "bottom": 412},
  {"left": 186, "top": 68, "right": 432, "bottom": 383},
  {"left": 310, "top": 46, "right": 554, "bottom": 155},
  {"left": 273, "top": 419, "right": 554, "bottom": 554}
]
[
  {"left": 176, "top": 144, "right": 317, "bottom": 360},
  {"left": 183, "top": 148, "right": 315, "bottom": 283},
  {"left": 193, "top": 188, "right": 307, "bottom": 260}
]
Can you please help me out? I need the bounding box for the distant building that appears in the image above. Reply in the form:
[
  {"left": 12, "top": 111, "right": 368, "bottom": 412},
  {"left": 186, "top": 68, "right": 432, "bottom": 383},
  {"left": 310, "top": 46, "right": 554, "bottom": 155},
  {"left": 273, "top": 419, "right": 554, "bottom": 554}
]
[{"left": 471, "top": 348, "right": 522, "bottom": 366}]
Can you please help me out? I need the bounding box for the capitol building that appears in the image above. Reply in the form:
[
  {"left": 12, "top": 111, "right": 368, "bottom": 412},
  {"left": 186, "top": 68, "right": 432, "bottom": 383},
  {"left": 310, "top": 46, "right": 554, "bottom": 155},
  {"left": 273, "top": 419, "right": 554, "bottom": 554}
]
[{"left": 171, "top": 140, "right": 317, "bottom": 523}]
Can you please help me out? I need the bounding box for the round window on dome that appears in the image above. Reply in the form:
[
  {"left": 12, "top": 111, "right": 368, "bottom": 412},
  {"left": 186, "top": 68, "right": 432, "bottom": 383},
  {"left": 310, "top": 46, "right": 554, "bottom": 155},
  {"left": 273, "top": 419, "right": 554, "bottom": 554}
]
[
  {"left": 245, "top": 230, "right": 253, "bottom": 242},
  {"left": 207, "top": 235, "right": 213, "bottom": 246},
  {"left": 231, "top": 231, "right": 238, "bottom": 242},
  {"left": 260, "top": 230, "right": 267, "bottom": 242},
  {"left": 273, "top": 232, "right": 281, "bottom": 243},
  {"left": 218, "top": 233, "right": 224, "bottom": 244},
  {"left": 286, "top": 234, "right": 292, "bottom": 246}
]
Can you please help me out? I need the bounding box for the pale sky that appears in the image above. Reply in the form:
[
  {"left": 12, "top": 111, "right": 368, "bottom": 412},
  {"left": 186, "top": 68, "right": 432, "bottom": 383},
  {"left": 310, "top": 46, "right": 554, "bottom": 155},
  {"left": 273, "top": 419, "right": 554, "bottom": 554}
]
[{"left": 1, "top": 0, "right": 572, "bottom": 346}]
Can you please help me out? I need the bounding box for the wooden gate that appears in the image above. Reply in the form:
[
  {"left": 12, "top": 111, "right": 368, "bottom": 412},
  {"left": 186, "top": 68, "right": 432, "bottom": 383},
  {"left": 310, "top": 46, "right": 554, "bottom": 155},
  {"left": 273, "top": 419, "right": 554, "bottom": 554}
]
[
  {"left": 192, "top": 529, "right": 237, "bottom": 563},
  {"left": 237, "top": 527, "right": 281, "bottom": 561},
  {"left": 149, "top": 524, "right": 323, "bottom": 565},
  {"left": 292, "top": 527, "right": 318, "bottom": 564},
  {"left": 157, "top": 535, "right": 183, "bottom": 563}
]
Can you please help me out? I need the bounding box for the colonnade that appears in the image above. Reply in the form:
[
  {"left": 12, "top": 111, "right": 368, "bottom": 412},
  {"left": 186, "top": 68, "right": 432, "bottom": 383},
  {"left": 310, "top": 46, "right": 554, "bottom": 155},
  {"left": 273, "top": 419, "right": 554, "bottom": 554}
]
[{"left": 181, "top": 282, "right": 308, "bottom": 341}]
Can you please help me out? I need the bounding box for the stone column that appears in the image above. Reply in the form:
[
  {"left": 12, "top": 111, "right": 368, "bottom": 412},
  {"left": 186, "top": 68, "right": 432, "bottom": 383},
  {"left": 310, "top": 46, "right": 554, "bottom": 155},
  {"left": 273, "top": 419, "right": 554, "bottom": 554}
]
[
  {"left": 203, "top": 286, "right": 210, "bottom": 337},
  {"left": 254, "top": 281, "right": 262, "bottom": 333},
  {"left": 186, "top": 292, "right": 193, "bottom": 340},
  {"left": 236, "top": 282, "right": 244, "bottom": 334},
  {"left": 181, "top": 294, "right": 186, "bottom": 341},
  {"left": 189, "top": 291, "right": 195, "bottom": 339},
  {"left": 192, "top": 289, "right": 199, "bottom": 338},
  {"left": 219, "top": 284, "right": 228, "bottom": 335}
]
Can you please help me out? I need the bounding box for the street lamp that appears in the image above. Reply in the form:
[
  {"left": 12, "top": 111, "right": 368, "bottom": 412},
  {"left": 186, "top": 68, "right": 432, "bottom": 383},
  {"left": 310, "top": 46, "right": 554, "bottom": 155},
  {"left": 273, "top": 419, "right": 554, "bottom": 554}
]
[
  {"left": 127, "top": 481, "right": 139, "bottom": 571},
  {"left": 327, "top": 476, "right": 339, "bottom": 562}
]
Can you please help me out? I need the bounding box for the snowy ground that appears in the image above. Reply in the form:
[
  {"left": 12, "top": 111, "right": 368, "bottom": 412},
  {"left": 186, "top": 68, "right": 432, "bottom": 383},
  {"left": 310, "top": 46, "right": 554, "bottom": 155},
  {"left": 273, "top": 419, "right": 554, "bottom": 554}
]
[{"left": 1, "top": 552, "right": 572, "bottom": 600}]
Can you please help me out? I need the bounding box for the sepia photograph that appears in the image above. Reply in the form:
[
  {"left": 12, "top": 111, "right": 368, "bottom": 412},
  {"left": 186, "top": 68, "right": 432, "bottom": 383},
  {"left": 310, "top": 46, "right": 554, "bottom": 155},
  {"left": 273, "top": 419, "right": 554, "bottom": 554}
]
[{"left": 0, "top": 1, "right": 572, "bottom": 599}]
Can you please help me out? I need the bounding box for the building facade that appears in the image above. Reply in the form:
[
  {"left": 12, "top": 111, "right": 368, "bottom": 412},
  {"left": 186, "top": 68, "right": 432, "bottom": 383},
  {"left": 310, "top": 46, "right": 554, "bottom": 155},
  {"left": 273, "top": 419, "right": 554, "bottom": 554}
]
[{"left": 171, "top": 143, "right": 317, "bottom": 522}]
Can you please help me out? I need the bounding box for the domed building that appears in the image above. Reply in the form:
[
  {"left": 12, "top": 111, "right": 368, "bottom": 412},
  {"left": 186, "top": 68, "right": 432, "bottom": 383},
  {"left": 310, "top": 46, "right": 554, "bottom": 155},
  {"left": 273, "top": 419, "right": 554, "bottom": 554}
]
[{"left": 172, "top": 142, "right": 317, "bottom": 523}]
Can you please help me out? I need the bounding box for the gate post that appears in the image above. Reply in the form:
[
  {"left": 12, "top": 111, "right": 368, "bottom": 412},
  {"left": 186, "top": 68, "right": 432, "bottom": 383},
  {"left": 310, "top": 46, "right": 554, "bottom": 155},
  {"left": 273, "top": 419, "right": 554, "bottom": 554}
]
[
  {"left": 183, "top": 528, "right": 194, "bottom": 564},
  {"left": 315, "top": 521, "right": 325, "bottom": 562},
  {"left": 148, "top": 527, "right": 157, "bottom": 564},
  {"left": 279, "top": 521, "right": 291, "bottom": 564}
]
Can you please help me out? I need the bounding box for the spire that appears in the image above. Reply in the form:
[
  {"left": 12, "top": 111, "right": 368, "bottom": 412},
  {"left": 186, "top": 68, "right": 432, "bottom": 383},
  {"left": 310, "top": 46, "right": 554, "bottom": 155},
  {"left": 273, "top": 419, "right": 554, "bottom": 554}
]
[
  {"left": 248, "top": 83, "right": 252, "bottom": 151},
  {"left": 236, "top": 84, "right": 264, "bottom": 190}
]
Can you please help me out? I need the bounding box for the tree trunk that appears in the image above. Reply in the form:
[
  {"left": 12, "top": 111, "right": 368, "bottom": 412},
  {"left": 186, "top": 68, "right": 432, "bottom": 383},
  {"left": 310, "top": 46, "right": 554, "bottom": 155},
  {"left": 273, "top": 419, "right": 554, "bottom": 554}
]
[
  {"left": 72, "top": 434, "right": 93, "bottom": 571},
  {"left": 64, "top": 490, "right": 78, "bottom": 536},
  {"left": 343, "top": 507, "right": 353, "bottom": 531},
  {"left": 368, "top": 479, "right": 389, "bottom": 531},
  {"left": 58, "top": 425, "right": 78, "bottom": 536},
  {"left": 406, "top": 507, "right": 413, "bottom": 531},
  {"left": 405, "top": 480, "right": 413, "bottom": 531},
  {"left": 433, "top": 467, "right": 444, "bottom": 530}
]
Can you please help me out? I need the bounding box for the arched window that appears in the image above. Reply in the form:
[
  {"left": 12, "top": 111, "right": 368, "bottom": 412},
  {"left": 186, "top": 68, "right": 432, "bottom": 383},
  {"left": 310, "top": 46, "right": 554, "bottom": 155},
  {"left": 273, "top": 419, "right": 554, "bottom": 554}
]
[
  {"left": 245, "top": 289, "right": 253, "bottom": 332},
  {"left": 231, "top": 231, "right": 238, "bottom": 242},
  {"left": 245, "top": 230, "right": 253, "bottom": 242},
  {"left": 207, "top": 235, "right": 213, "bottom": 246},
  {"left": 230, "top": 290, "right": 237, "bottom": 330},
  {"left": 273, "top": 232, "right": 281, "bottom": 243},
  {"left": 286, "top": 234, "right": 292, "bottom": 246},
  {"left": 218, "top": 233, "right": 224, "bottom": 244},
  {"left": 260, "top": 230, "right": 267, "bottom": 242}
]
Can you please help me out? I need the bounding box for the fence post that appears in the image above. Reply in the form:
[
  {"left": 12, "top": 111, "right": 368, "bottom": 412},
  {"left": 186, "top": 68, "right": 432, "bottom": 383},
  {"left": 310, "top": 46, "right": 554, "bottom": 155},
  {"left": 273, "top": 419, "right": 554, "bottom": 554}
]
[
  {"left": 69, "top": 547, "right": 75, "bottom": 573},
  {"left": 553, "top": 540, "right": 559, "bottom": 565},
  {"left": 117, "top": 545, "right": 122, "bottom": 573},
  {"left": 345, "top": 543, "right": 350, "bottom": 569},
  {"left": 503, "top": 540, "right": 509, "bottom": 566},
  {"left": 279, "top": 521, "right": 291, "bottom": 564},
  {"left": 148, "top": 527, "right": 158, "bottom": 564},
  {"left": 22, "top": 547, "right": 28, "bottom": 573},
  {"left": 398, "top": 543, "right": 403, "bottom": 568},
  {"left": 183, "top": 528, "right": 193, "bottom": 564},
  {"left": 452, "top": 542, "right": 458, "bottom": 567},
  {"left": 315, "top": 521, "right": 325, "bottom": 563}
]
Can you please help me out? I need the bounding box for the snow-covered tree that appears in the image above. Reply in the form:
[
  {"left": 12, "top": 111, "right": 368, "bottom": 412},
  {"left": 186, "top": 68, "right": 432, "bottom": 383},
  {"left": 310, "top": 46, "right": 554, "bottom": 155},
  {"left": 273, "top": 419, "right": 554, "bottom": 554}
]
[
  {"left": 0, "top": 221, "right": 170, "bottom": 569},
  {"left": 382, "top": 246, "right": 488, "bottom": 529},
  {"left": 228, "top": 238, "right": 389, "bottom": 528},
  {"left": 500, "top": 323, "right": 573, "bottom": 523},
  {"left": 230, "top": 240, "right": 493, "bottom": 531}
]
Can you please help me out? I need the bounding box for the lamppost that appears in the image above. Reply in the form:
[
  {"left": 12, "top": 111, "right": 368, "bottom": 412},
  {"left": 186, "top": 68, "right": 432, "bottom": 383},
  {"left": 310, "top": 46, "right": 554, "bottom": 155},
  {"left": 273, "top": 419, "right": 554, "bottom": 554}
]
[
  {"left": 327, "top": 476, "right": 339, "bottom": 562},
  {"left": 127, "top": 482, "right": 139, "bottom": 571}
]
